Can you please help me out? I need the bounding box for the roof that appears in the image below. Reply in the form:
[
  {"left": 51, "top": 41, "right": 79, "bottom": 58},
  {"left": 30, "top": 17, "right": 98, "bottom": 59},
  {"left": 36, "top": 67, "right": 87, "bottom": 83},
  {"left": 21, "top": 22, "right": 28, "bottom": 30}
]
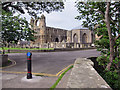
[{"left": 72, "top": 25, "right": 88, "bottom": 30}]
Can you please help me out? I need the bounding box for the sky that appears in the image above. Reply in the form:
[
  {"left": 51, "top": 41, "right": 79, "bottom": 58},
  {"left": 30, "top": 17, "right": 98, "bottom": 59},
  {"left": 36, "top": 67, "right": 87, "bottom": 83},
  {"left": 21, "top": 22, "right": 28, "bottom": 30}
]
[{"left": 21, "top": 0, "right": 83, "bottom": 30}]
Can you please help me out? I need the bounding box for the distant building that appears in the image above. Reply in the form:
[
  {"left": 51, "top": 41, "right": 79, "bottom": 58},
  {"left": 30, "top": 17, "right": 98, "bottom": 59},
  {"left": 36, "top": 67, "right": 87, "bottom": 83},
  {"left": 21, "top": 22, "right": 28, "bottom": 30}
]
[{"left": 29, "top": 14, "right": 95, "bottom": 48}]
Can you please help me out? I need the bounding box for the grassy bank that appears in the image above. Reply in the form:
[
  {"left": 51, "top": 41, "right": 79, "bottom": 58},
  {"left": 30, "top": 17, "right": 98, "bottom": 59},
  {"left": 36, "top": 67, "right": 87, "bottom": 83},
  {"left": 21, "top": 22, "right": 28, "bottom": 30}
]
[{"left": 50, "top": 65, "right": 73, "bottom": 89}]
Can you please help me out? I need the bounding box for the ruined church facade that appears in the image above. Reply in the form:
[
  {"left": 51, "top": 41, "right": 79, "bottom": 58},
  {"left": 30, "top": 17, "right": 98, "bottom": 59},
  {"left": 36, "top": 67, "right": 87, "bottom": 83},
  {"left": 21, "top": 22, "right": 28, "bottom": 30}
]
[{"left": 30, "top": 15, "right": 94, "bottom": 48}]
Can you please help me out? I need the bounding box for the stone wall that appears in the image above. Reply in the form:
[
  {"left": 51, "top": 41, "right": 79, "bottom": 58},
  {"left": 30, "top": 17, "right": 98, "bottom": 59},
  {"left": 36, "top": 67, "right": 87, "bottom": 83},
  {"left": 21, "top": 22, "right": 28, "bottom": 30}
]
[
  {"left": 7, "top": 47, "right": 95, "bottom": 53},
  {"left": 0, "top": 54, "right": 8, "bottom": 67},
  {"left": 29, "top": 42, "right": 92, "bottom": 48},
  {"left": 66, "top": 58, "right": 112, "bottom": 89}
]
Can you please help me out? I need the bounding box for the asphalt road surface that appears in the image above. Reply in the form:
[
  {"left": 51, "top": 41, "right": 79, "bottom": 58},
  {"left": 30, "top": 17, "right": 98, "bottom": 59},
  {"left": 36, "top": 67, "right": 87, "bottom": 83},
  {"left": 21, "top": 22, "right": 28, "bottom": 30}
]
[{"left": 2, "top": 49, "right": 100, "bottom": 75}]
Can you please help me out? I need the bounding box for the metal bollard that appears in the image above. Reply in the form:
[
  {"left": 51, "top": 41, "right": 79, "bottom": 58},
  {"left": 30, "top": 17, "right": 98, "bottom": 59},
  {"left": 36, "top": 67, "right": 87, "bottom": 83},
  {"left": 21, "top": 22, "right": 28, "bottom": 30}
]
[
  {"left": 8, "top": 49, "right": 10, "bottom": 53},
  {"left": 27, "top": 52, "right": 32, "bottom": 79},
  {"left": 3, "top": 49, "right": 5, "bottom": 54}
]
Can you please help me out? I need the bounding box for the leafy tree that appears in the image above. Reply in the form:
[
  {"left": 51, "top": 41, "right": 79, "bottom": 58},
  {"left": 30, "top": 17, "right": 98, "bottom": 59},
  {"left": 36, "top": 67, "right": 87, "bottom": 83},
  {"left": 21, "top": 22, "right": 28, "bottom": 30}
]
[
  {"left": 1, "top": 2, "right": 64, "bottom": 18},
  {"left": 2, "top": 10, "right": 35, "bottom": 47},
  {"left": 1, "top": 1, "right": 64, "bottom": 47},
  {"left": 75, "top": 1, "right": 120, "bottom": 71},
  {"left": 75, "top": 2, "right": 120, "bottom": 89}
]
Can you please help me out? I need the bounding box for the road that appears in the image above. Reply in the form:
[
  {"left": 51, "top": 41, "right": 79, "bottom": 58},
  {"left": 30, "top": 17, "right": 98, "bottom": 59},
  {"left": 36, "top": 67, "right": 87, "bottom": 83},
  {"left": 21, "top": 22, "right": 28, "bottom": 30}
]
[
  {"left": 2, "top": 49, "right": 100, "bottom": 75},
  {"left": 1, "top": 49, "right": 101, "bottom": 88}
]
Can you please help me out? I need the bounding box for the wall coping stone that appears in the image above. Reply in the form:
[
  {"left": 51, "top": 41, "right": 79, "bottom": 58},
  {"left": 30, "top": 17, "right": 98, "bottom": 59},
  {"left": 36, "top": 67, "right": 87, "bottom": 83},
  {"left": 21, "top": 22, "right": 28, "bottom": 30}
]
[{"left": 66, "top": 58, "right": 112, "bottom": 89}]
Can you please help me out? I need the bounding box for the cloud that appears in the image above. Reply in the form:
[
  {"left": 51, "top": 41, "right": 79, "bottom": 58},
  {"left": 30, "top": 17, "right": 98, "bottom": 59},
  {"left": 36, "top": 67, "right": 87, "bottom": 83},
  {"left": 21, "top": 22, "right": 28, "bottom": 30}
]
[
  {"left": 43, "top": 1, "right": 82, "bottom": 30},
  {"left": 20, "top": 1, "right": 82, "bottom": 30}
]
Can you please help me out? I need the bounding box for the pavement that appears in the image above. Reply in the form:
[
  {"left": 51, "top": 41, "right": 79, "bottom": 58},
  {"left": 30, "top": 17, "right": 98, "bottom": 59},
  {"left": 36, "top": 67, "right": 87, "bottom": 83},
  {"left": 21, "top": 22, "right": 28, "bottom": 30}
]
[
  {"left": 2, "top": 69, "right": 72, "bottom": 88},
  {"left": 2, "top": 73, "right": 58, "bottom": 88},
  {"left": 1, "top": 49, "right": 100, "bottom": 88},
  {"left": 56, "top": 69, "right": 72, "bottom": 88}
]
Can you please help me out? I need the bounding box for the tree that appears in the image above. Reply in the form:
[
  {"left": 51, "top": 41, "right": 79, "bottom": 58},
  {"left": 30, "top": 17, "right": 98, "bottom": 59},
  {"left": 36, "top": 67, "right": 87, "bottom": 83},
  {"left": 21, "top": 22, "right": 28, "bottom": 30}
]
[
  {"left": 1, "top": 2, "right": 64, "bottom": 18},
  {"left": 75, "top": 1, "right": 120, "bottom": 71},
  {"left": 2, "top": 10, "right": 35, "bottom": 47},
  {"left": 1, "top": 1, "right": 64, "bottom": 47}
]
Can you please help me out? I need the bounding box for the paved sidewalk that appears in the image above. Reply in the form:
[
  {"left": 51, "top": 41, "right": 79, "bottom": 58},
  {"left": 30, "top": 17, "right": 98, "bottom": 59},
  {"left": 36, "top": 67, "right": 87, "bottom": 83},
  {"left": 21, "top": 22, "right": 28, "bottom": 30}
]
[
  {"left": 2, "top": 73, "right": 58, "bottom": 88},
  {"left": 2, "top": 69, "right": 72, "bottom": 89},
  {"left": 56, "top": 69, "right": 72, "bottom": 88}
]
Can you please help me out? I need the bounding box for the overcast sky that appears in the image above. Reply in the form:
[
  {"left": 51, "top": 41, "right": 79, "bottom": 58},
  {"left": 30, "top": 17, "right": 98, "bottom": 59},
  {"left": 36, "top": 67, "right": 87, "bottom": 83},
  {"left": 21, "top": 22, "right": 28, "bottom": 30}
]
[{"left": 21, "top": 0, "right": 82, "bottom": 30}]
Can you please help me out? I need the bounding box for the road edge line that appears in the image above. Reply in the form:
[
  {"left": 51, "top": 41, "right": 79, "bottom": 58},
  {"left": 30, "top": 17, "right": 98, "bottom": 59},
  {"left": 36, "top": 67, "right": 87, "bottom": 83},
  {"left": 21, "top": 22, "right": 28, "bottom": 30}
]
[
  {"left": 56, "top": 64, "right": 73, "bottom": 76},
  {"left": 0, "top": 70, "right": 57, "bottom": 77}
]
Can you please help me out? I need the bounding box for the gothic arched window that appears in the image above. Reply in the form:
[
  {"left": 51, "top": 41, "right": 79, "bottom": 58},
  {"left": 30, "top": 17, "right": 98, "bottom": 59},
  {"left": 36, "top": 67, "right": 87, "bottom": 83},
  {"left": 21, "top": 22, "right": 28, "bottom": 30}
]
[
  {"left": 73, "top": 33, "right": 78, "bottom": 43},
  {"left": 82, "top": 33, "right": 87, "bottom": 43}
]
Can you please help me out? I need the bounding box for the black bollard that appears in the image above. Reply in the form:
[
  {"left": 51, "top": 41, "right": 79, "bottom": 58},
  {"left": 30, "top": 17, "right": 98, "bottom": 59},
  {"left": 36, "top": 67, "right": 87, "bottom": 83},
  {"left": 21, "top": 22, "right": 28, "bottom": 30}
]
[
  {"left": 27, "top": 52, "right": 32, "bottom": 79},
  {"left": 8, "top": 49, "right": 10, "bottom": 53},
  {"left": 3, "top": 49, "right": 5, "bottom": 54}
]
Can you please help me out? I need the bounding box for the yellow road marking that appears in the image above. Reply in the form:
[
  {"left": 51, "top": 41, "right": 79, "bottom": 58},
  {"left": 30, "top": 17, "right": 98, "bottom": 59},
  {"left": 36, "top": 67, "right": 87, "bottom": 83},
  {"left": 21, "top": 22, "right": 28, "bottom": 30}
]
[
  {"left": 0, "top": 59, "right": 16, "bottom": 69},
  {"left": 0, "top": 60, "right": 73, "bottom": 77},
  {"left": 58, "top": 64, "right": 73, "bottom": 77},
  {"left": 0, "top": 71, "right": 27, "bottom": 74},
  {"left": 32, "top": 72, "right": 57, "bottom": 77},
  {"left": 56, "top": 64, "right": 73, "bottom": 76},
  {"left": 0, "top": 71, "right": 57, "bottom": 77}
]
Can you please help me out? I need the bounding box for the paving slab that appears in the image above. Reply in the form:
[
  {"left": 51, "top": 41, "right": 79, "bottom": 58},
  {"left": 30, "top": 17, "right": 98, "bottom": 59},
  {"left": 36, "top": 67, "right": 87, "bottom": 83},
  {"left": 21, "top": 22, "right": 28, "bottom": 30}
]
[
  {"left": 2, "top": 73, "right": 58, "bottom": 88},
  {"left": 56, "top": 69, "right": 72, "bottom": 88}
]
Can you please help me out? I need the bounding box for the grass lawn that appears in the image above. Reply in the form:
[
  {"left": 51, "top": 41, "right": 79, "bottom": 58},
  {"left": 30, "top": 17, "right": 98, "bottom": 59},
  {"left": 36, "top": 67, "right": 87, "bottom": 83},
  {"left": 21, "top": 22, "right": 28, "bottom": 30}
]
[{"left": 0, "top": 47, "right": 54, "bottom": 50}]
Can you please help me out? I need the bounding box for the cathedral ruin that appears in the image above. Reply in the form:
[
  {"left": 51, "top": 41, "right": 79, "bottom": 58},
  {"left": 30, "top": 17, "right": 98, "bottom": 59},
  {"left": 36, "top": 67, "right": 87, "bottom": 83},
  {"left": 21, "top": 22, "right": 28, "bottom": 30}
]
[{"left": 29, "top": 14, "right": 95, "bottom": 48}]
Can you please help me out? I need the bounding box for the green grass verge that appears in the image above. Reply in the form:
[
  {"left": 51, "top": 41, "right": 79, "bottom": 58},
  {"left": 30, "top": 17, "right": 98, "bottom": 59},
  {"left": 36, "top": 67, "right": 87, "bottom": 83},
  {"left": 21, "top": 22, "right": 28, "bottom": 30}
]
[
  {"left": 0, "top": 47, "right": 54, "bottom": 50},
  {"left": 50, "top": 65, "right": 73, "bottom": 89}
]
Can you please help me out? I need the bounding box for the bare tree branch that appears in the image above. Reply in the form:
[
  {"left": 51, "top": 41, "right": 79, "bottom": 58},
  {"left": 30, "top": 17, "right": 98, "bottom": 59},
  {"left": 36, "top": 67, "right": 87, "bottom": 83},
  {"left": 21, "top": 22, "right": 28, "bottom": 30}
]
[
  {"left": 1, "top": 2, "right": 11, "bottom": 6},
  {"left": 10, "top": 5, "right": 25, "bottom": 14},
  {"left": 82, "top": 2, "right": 118, "bottom": 28},
  {"left": 2, "top": 2, "right": 12, "bottom": 11},
  {"left": 82, "top": 2, "right": 105, "bottom": 17},
  {"left": 115, "top": 34, "right": 120, "bottom": 41},
  {"left": 110, "top": 6, "right": 120, "bottom": 16}
]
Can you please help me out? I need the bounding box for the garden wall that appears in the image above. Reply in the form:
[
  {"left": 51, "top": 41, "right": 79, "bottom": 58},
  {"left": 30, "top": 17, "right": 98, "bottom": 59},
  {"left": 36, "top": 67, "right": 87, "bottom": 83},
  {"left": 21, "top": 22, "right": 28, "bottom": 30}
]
[
  {"left": 0, "top": 54, "right": 8, "bottom": 67},
  {"left": 66, "top": 58, "right": 112, "bottom": 89}
]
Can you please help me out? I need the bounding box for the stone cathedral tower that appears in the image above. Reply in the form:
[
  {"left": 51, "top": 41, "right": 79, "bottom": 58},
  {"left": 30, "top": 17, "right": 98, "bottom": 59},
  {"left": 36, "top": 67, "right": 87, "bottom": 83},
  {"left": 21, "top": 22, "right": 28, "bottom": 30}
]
[
  {"left": 39, "top": 14, "right": 47, "bottom": 44},
  {"left": 30, "top": 14, "right": 47, "bottom": 45}
]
